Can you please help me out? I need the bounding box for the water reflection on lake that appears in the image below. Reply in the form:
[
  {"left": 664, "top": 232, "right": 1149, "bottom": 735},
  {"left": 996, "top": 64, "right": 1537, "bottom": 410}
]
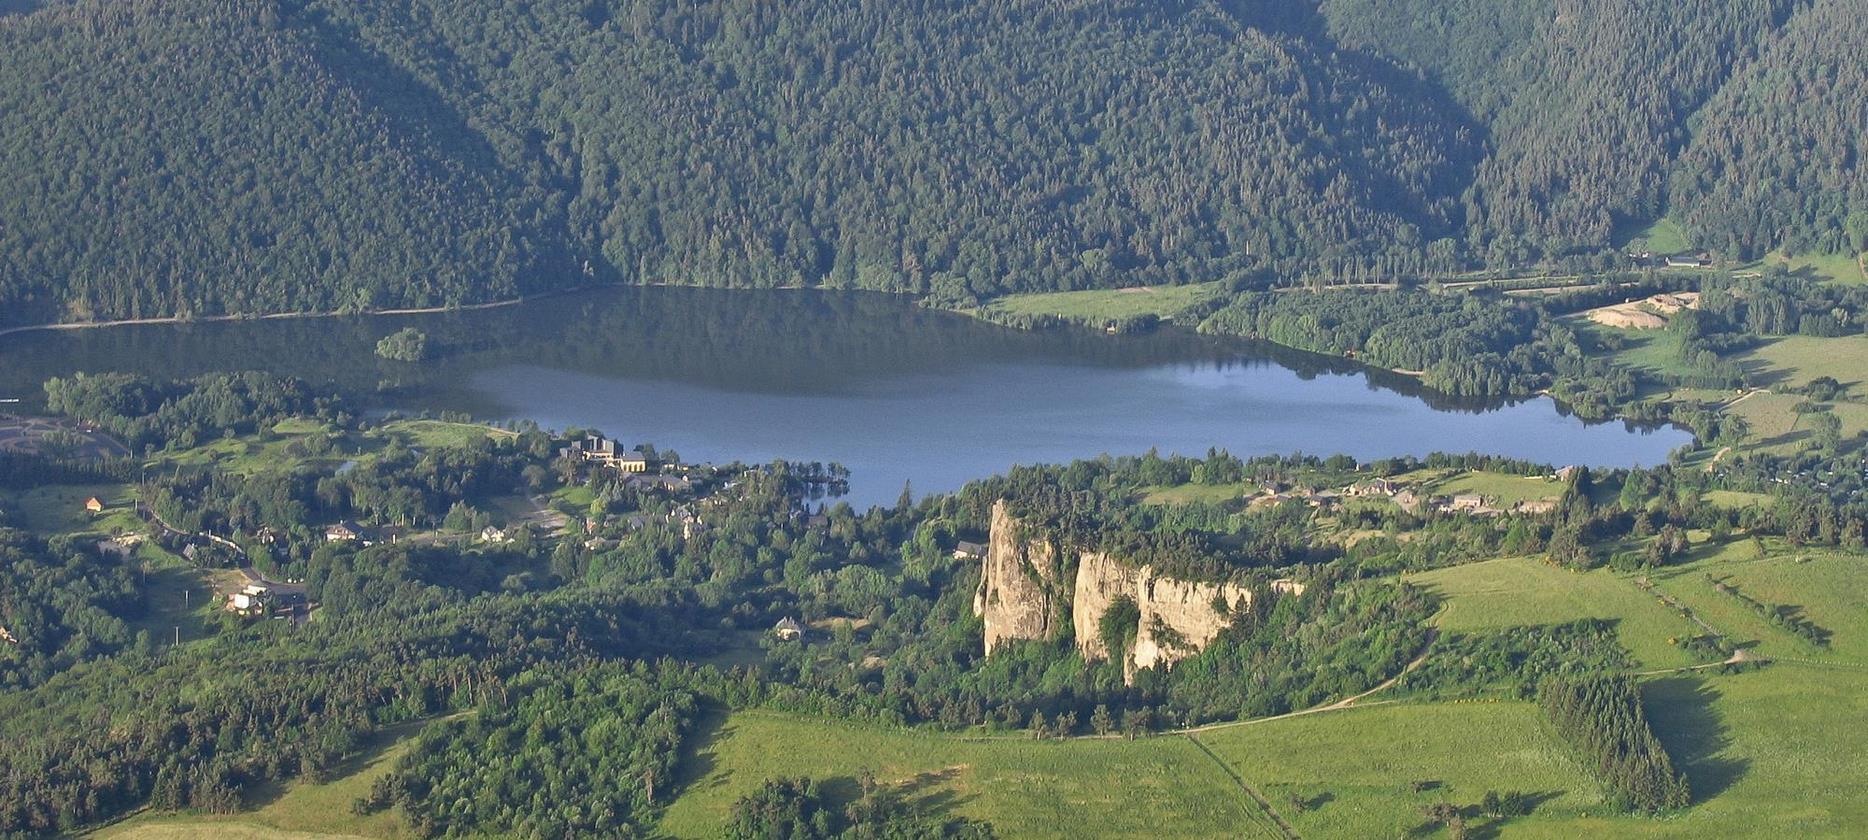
[{"left": 0, "top": 287, "right": 1693, "bottom": 507}]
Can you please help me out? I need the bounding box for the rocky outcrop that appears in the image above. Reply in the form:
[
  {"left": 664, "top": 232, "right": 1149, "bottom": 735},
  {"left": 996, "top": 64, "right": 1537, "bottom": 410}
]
[
  {"left": 972, "top": 501, "right": 1063, "bottom": 656},
  {"left": 973, "top": 500, "right": 1306, "bottom": 681}
]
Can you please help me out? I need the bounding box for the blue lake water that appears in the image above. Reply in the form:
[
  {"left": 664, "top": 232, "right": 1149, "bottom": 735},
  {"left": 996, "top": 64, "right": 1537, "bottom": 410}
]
[{"left": 0, "top": 287, "right": 1692, "bottom": 507}]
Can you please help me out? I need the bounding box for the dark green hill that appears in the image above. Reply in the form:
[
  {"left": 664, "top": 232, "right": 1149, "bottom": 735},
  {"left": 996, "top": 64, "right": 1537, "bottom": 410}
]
[
  {"left": 1320, "top": 0, "right": 1805, "bottom": 259},
  {"left": 0, "top": 0, "right": 1860, "bottom": 324},
  {"left": 0, "top": 0, "right": 572, "bottom": 325},
  {"left": 1669, "top": 0, "right": 1868, "bottom": 258}
]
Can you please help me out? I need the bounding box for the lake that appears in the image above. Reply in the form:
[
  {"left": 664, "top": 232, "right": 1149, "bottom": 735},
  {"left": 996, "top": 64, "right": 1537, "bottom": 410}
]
[{"left": 0, "top": 287, "right": 1693, "bottom": 507}]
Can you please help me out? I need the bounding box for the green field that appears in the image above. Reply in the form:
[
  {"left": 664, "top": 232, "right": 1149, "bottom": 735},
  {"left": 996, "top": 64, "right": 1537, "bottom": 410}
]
[
  {"left": 1703, "top": 490, "right": 1773, "bottom": 510},
  {"left": 1620, "top": 218, "right": 1691, "bottom": 255},
  {"left": 379, "top": 419, "right": 517, "bottom": 450},
  {"left": 0, "top": 482, "right": 137, "bottom": 534},
  {"left": 660, "top": 711, "right": 1267, "bottom": 839},
  {"left": 1730, "top": 335, "right": 1868, "bottom": 397},
  {"left": 1198, "top": 702, "right": 1604, "bottom": 837},
  {"left": 979, "top": 282, "right": 1224, "bottom": 324},
  {"left": 1749, "top": 251, "right": 1868, "bottom": 285},
  {"left": 1645, "top": 541, "right": 1868, "bottom": 666},
  {"left": 1575, "top": 320, "right": 1700, "bottom": 380},
  {"left": 1408, "top": 557, "right": 1701, "bottom": 670},
  {"left": 1138, "top": 481, "right": 1249, "bottom": 506}
]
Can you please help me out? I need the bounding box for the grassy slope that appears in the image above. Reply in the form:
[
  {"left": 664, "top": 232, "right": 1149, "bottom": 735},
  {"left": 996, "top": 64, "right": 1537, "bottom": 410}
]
[
  {"left": 1, "top": 482, "right": 136, "bottom": 534},
  {"left": 1748, "top": 251, "right": 1868, "bottom": 285},
  {"left": 1408, "top": 556, "right": 1702, "bottom": 669},
  {"left": 979, "top": 282, "right": 1224, "bottom": 324},
  {"left": 1197, "top": 703, "right": 1604, "bottom": 838},
  {"left": 659, "top": 711, "right": 1268, "bottom": 839},
  {"left": 1730, "top": 335, "right": 1868, "bottom": 396}
]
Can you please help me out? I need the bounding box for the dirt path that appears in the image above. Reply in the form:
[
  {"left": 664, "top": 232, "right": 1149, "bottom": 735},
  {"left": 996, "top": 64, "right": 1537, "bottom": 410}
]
[
  {"left": 1723, "top": 389, "right": 1769, "bottom": 409},
  {"left": 1178, "top": 629, "right": 1438, "bottom": 736}
]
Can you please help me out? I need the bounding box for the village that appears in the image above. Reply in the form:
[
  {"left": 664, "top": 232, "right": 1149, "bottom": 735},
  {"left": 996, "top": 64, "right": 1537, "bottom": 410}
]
[
  {"left": 1240, "top": 466, "right": 1579, "bottom": 518},
  {"left": 17, "top": 430, "right": 794, "bottom": 629}
]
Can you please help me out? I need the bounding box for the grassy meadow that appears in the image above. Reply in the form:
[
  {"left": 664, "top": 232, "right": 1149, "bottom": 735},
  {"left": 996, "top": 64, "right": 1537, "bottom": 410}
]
[
  {"left": 1730, "top": 335, "right": 1868, "bottom": 396},
  {"left": 659, "top": 710, "right": 1270, "bottom": 839},
  {"left": 1408, "top": 556, "right": 1702, "bottom": 670},
  {"left": 978, "top": 282, "right": 1223, "bottom": 324}
]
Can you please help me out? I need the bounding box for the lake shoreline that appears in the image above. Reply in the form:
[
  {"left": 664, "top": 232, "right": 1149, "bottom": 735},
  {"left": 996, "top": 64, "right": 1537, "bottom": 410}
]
[{"left": 0, "top": 290, "right": 580, "bottom": 340}]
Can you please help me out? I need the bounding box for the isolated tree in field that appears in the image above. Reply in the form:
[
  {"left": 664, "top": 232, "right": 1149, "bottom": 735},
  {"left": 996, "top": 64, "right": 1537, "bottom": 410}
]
[{"left": 1091, "top": 704, "right": 1114, "bottom": 736}]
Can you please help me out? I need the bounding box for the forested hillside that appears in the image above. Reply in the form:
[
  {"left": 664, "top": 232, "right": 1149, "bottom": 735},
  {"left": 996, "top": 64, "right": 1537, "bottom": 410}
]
[
  {"left": 0, "top": 0, "right": 572, "bottom": 325},
  {"left": 1669, "top": 0, "right": 1868, "bottom": 258},
  {"left": 0, "top": 0, "right": 1860, "bottom": 323},
  {"left": 1322, "top": 0, "right": 1807, "bottom": 261}
]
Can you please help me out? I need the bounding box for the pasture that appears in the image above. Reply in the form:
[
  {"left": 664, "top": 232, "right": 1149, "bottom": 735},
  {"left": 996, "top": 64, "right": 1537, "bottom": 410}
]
[
  {"left": 1408, "top": 556, "right": 1702, "bottom": 670},
  {"left": 979, "top": 282, "right": 1223, "bottom": 324},
  {"left": 659, "top": 710, "right": 1266, "bottom": 839},
  {"left": 1729, "top": 335, "right": 1868, "bottom": 397}
]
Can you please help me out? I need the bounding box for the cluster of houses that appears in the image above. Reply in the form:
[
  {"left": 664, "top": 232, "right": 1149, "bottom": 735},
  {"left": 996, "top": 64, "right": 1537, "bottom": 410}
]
[{"left": 1245, "top": 471, "right": 1574, "bottom": 518}]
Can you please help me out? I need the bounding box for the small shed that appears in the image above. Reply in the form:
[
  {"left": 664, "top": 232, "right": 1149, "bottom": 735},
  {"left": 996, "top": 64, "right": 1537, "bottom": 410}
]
[
  {"left": 84, "top": 497, "right": 105, "bottom": 514},
  {"left": 952, "top": 541, "right": 988, "bottom": 560}
]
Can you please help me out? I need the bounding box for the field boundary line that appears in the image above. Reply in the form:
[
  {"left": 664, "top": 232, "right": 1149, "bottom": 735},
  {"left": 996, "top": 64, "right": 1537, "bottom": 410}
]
[{"left": 1184, "top": 733, "right": 1298, "bottom": 840}]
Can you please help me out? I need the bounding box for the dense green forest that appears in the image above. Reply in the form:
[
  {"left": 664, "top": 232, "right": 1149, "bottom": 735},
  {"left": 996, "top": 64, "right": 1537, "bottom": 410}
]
[{"left": 0, "top": 0, "right": 1860, "bottom": 325}]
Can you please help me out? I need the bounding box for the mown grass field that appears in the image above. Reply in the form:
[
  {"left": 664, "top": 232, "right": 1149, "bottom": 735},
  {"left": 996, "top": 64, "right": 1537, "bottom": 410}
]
[
  {"left": 1748, "top": 250, "right": 1868, "bottom": 285},
  {"left": 1574, "top": 320, "right": 1699, "bottom": 380},
  {"left": 1197, "top": 702, "right": 1604, "bottom": 838},
  {"left": 979, "top": 282, "right": 1223, "bottom": 324},
  {"left": 1620, "top": 218, "right": 1691, "bottom": 255},
  {"left": 0, "top": 482, "right": 136, "bottom": 534},
  {"left": 380, "top": 419, "right": 517, "bottom": 449},
  {"left": 659, "top": 710, "right": 1268, "bottom": 839},
  {"left": 1703, "top": 490, "right": 1773, "bottom": 510},
  {"left": 1408, "top": 556, "right": 1702, "bottom": 670},
  {"left": 1730, "top": 335, "right": 1868, "bottom": 397}
]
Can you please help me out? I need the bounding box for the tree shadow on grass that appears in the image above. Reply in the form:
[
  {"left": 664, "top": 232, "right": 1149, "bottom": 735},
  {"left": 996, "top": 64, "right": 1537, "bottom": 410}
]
[
  {"left": 818, "top": 767, "right": 979, "bottom": 823},
  {"left": 1642, "top": 676, "right": 1748, "bottom": 802},
  {"left": 671, "top": 704, "right": 732, "bottom": 795}
]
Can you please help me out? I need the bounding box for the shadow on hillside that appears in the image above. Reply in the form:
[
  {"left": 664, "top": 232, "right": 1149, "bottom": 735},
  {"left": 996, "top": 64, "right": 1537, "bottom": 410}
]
[
  {"left": 1642, "top": 676, "right": 1748, "bottom": 802},
  {"left": 237, "top": 714, "right": 439, "bottom": 811},
  {"left": 670, "top": 704, "right": 731, "bottom": 796},
  {"left": 815, "top": 766, "right": 977, "bottom": 823}
]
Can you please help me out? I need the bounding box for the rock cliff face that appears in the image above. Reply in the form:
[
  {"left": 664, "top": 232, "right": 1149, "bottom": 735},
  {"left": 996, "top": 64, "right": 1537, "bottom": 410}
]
[
  {"left": 972, "top": 501, "right": 1304, "bottom": 680},
  {"left": 972, "top": 501, "right": 1063, "bottom": 656}
]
